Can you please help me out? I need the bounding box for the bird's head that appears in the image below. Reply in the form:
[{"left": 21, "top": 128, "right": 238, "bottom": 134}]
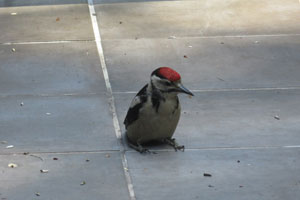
[{"left": 150, "top": 67, "right": 194, "bottom": 96}]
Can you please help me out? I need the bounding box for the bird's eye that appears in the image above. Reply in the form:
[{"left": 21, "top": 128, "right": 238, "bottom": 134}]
[{"left": 164, "top": 82, "right": 172, "bottom": 86}]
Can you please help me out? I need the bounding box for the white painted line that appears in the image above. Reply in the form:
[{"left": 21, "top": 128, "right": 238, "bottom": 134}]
[
  {"left": 112, "top": 86, "right": 300, "bottom": 94},
  {"left": 87, "top": 1, "right": 136, "bottom": 200},
  {"left": 0, "top": 40, "right": 93, "bottom": 45},
  {"left": 190, "top": 86, "right": 300, "bottom": 93},
  {"left": 124, "top": 145, "right": 300, "bottom": 153}
]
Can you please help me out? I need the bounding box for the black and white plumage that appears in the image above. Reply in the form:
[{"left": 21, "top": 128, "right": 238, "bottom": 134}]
[{"left": 124, "top": 67, "right": 194, "bottom": 153}]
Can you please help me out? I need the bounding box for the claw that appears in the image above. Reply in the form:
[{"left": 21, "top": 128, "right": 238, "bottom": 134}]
[
  {"left": 128, "top": 141, "right": 151, "bottom": 154},
  {"left": 164, "top": 138, "right": 185, "bottom": 152}
]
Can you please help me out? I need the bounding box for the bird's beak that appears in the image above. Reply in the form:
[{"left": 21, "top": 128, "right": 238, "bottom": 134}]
[{"left": 177, "top": 83, "right": 194, "bottom": 96}]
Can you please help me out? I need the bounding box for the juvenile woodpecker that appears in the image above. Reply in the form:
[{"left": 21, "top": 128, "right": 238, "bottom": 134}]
[{"left": 124, "top": 67, "right": 194, "bottom": 153}]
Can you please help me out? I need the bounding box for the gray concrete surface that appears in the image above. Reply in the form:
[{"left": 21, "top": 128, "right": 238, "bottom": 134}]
[{"left": 1, "top": 0, "right": 300, "bottom": 200}]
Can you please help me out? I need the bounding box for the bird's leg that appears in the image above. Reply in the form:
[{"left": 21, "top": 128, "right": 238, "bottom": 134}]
[
  {"left": 163, "top": 138, "right": 185, "bottom": 152},
  {"left": 128, "top": 141, "right": 150, "bottom": 154}
]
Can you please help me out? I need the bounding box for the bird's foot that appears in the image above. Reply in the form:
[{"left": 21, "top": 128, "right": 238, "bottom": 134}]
[
  {"left": 163, "top": 138, "right": 185, "bottom": 152},
  {"left": 128, "top": 142, "right": 151, "bottom": 154}
]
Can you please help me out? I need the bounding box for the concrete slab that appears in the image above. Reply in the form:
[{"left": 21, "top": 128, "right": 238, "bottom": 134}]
[
  {"left": 0, "top": 42, "right": 106, "bottom": 95},
  {"left": 0, "top": 94, "right": 119, "bottom": 153},
  {"left": 115, "top": 89, "right": 300, "bottom": 149},
  {"left": 0, "top": 4, "right": 93, "bottom": 42},
  {"left": 0, "top": 152, "right": 130, "bottom": 200},
  {"left": 126, "top": 148, "right": 300, "bottom": 200},
  {"left": 0, "top": 0, "right": 86, "bottom": 7},
  {"left": 103, "top": 35, "right": 300, "bottom": 92},
  {"left": 95, "top": 0, "right": 300, "bottom": 40}
]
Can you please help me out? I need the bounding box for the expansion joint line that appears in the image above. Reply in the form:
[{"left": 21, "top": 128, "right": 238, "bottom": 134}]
[{"left": 87, "top": 1, "right": 136, "bottom": 200}]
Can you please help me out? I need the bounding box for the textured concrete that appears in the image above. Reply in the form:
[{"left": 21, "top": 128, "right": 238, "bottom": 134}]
[
  {"left": 1, "top": 0, "right": 300, "bottom": 200},
  {"left": 0, "top": 4, "right": 93, "bottom": 42},
  {"left": 0, "top": 152, "right": 130, "bottom": 200},
  {"left": 0, "top": 42, "right": 105, "bottom": 95},
  {"left": 0, "top": 94, "right": 119, "bottom": 153},
  {"left": 95, "top": 0, "right": 300, "bottom": 39},
  {"left": 126, "top": 148, "right": 300, "bottom": 200},
  {"left": 103, "top": 35, "right": 300, "bottom": 92}
]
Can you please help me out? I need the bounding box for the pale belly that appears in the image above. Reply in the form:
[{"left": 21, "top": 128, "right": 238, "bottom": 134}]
[{"left": 126, "top": 99, "right": 181, "bottom": 144}]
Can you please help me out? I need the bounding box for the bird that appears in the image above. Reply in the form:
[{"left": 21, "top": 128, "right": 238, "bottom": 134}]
[{"left": 124, "top": 67, "right": 194, "bottom": 153}]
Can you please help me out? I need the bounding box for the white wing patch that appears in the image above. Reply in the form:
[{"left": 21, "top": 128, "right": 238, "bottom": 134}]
[{"left": 130, "top": 96, "right": 141, "bottom": 108}]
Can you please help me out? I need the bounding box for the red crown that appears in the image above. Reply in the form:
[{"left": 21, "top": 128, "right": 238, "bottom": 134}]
[{"left": 158, "top": 67, "right": 181, "bottom": 81}]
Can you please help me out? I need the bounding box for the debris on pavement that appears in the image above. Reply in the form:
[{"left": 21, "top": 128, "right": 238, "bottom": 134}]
[
  {"left": 56, "top": 17, "right": 60, "bottom": 22},
  {"left": 208, "top": 184, "right": 214, "bottom": 188},
  {"left": 168, "top": 36, "right": 176, "bottom": 39},
  {"left": 183, "top": 55, "right": 188, "bottom": 58},
  {"left": 23, "top": 152, "right": 29, "bottom": 155},
  {"left": 274, "top": 115, "right": 280, "bottom": 120},
  {"left": 6, "top": 145, "right": 14, "bottom": 149},
  {"left": 217, "top": 77, "right": 225, "bottom": 81},
  {"left": 119, "top": 21, "right": 123, "bottom": 24},
  {"left": 86, "top": 159, "right": 90, "bottom": 162},
  {"left": 105, "top": 154, "right": 110, "bottom": 158},
  {"left": 1, "top": 141, "right": 8, "bottom": 144},
  {"left": 188, "top": 45, "right": 192, "bottom": 48},
  {"left": 11, "top": 48, "right": 16, "bottom": 52},
  {"left": 237, "top": 160, "right": 240, "bottom": 163},
  {"left": 80, "top": 181, "right": 86, "bottom": 186},
  {"left": 30, "top": 154, "right": 44, "bottom": 161},
  {"left": 20, "top": 102, "right": 24, "bottom": 106},
  {"left": 10, "top": 12, "right": 17, "bottom": 15},
  {"left": 40, "top": 169, "right": 49, "bottom": 173},
  {"left": 8, "top": 163, "right": 18, "bottom": 168},
  {"left": 46, "top": 113, "right": 51, "bottom": 115},
  {"left": 203, "top": 173, "right": 212, "bottom": 177},
  {"left": 35, "top": 192, "right": 40, "bottom": 196},
  {"left": 53, "top": 157, "right": 58, "bottom": 160}
]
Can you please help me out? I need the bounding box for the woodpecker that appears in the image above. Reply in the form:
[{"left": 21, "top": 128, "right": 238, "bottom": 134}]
[{"left": 124, "top": 67, "right": 194, "bottom": 153}]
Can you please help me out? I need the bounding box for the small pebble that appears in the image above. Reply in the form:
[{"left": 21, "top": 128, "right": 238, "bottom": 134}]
[
  {"left": 203, "top": 173, "right": 212, "bottom": 177},
  {"left": 40, "top": 169, "right": 49, "bottom": 173},
  {"left": 11, "top": 48, "right": 16, "bottom": 52},
  {"left": 35, "top": 192, "right": 40, "bottom": 196},
  {"left": 274, "top": 115, "right": 280, "bottom": 120},
  {"left": 53, "top": 157, "right": 58, "bottom": 160},
  {"left": 8, "top": 163, "right": 18, "bottom": 168},
  {"left": 80, "top": 181, "right": 86, "bottom": 185},
  {"left": 20, "top": 102, "right": 24, "bottom": 106}
]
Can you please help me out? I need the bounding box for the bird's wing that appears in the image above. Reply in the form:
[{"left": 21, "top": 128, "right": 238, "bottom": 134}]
[{"left": 124, "top": 84, "right": 148, "bottom": 129}]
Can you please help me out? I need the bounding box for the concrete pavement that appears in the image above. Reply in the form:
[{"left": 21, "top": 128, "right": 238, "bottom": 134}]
[{"left": 1, "top": 0, "right": 300, "bottom": 199}]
